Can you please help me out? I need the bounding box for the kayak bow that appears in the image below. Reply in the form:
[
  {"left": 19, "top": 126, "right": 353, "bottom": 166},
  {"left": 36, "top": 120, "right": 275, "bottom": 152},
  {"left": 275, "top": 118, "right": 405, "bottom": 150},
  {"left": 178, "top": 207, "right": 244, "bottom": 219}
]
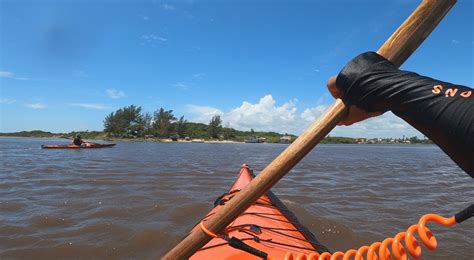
[{"left": 189, "top": 165, "right": 328, "bottom": 259}]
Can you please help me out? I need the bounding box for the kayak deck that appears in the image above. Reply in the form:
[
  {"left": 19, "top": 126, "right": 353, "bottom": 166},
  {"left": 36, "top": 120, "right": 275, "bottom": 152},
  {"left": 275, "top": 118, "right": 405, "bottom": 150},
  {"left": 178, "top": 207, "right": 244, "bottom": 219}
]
[
  {"left": 41, "top": 143, "right": 116, "bottom": 149},
  {"left": 190, "top": 165, "right": 328, "bottom": 259}
]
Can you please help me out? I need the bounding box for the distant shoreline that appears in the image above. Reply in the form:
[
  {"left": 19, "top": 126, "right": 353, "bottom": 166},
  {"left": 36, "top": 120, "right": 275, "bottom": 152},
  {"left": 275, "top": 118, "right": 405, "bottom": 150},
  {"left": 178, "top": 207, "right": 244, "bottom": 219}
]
[
  {"left": 0, "top": 135, "right": 256, "bottom": 144},
  {"left": 0, "top": 130, "right": 433, "bottom": 145}
]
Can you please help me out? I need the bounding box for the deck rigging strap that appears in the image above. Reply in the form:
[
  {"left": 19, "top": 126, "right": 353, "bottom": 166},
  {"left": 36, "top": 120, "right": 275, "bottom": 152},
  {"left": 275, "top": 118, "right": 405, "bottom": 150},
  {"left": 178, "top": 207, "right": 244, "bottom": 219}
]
[
  {"left": 198, "top": 189, "right": 324, "bottom": 258},
  {"left": 214, "top": 189, "right": 241, "bottom": 206},
  {"left": 199, "top": 221, "right": 269, "bottom": 259}
]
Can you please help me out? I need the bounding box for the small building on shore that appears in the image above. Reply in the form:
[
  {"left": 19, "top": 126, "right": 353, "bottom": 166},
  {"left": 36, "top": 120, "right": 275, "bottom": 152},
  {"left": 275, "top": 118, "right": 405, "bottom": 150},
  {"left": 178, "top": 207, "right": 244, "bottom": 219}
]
[
  {"left": 245, "top": 137, "right": 266, "bottom": 143},
  {"left": 280, "top": 135, "right": 292, "bottom": 143}
]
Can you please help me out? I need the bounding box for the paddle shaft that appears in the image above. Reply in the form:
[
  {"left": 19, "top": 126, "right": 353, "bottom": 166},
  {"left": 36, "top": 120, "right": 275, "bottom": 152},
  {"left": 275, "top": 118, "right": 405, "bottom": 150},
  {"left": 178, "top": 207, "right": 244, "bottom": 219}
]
[{"left": 163, "top": 1, "right": 456, "bottom": 258}]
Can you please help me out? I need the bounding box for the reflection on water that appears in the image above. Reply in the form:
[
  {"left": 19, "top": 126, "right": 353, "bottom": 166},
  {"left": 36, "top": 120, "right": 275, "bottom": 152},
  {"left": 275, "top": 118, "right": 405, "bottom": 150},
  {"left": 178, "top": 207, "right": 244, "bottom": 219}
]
[{"left": 1, "top": 137, "right": 473, "bottom": 259}]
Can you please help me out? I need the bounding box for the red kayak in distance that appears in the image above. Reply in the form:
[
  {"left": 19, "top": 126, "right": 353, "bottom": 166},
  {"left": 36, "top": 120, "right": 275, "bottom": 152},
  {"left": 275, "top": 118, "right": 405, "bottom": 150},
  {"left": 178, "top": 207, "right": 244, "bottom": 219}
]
[{"left": 41, "top": 143, "right": 116, "bottom": 149}]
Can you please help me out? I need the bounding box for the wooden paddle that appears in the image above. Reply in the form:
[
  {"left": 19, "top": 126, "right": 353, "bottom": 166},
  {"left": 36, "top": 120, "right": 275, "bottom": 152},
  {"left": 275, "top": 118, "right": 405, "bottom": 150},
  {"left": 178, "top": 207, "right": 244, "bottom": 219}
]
[{"left": 163, "top": 0, "right": 457, "bottom": 258}]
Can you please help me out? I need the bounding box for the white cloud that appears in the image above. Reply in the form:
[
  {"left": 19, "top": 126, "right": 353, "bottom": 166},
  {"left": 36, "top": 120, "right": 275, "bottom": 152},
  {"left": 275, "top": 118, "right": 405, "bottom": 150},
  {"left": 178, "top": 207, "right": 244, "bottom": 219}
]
[
  {"left": 173, "top": 82, "right": 190, "bottom": 91},
  {"left": 301, "top": 105, "right": 327, "bottom": 122},
  {"left": 224, "top": 95, "right": 298, "bottom": 132},
  {"left": 0, "top": 71, "right": 14, "bottom": 77},
  {"left": 25, "top": 103, "right": 46, "bottom": 109},
  {"left": 451, "top": 39, "right": 460, "bottom": 44},
  {"left": 186, "top": 95, "right": 423, "bottom": 138},
  {"left": 106, "top": 88, "right": 126, "bottom": 99},
  {"left": 161, "top": 4, "right": 175, "bottom": 10},
  {"left": 188, "top": 95, "right": 304, "bottom": 134},
  {"left": 186, "top": 105, "right": 223, "bottom": 122},
  {"left": 70, "top": 103, "right": 111, "bottom": 110},
  {"left": 187, "top": 105, "right": 223, "bottom": 116},
  {"left": 140, "top": 15, "right": 150, "bottom": 21},
  {"left": 141, "top": 34, "right": 168, "bottom": 46},
  {"left": 0, "top": 98, "right": 16, "bottom": 104},
  {"left": 0, "top": 70, "right": 28, "bottom": 80},
  {"left": 193, "top": 73, "right": 206, "bottom": 79},
  {"left": 331, "top": 112, "right": 422, "bottom": 138}
]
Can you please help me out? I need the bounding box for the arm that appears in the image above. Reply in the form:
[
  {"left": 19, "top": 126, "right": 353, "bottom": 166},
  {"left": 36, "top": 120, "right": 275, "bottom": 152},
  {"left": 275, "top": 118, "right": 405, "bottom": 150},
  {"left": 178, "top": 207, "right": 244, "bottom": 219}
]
[{"left": 331, "top": 52, "right": 473, "bottom": 177}]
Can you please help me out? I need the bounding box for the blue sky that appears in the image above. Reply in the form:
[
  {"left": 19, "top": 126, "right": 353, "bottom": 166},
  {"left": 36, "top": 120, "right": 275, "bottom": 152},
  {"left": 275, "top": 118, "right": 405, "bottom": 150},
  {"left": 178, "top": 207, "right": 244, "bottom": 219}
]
[{"left": 1, "top": 0, "right": 472, "bottom": 137}]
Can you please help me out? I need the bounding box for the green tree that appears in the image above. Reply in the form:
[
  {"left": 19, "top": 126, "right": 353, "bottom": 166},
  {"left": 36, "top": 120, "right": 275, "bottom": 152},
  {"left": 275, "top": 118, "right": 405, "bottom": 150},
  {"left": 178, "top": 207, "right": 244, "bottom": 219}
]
[
  {"left": 409, "top": 136, "right": 420, "bottom": 143},
  {"left": 141, "top": 112, "right": 153, "bottom": 136},
  {"left": 104, "top": 112, "right": 122, "bottom": 137},
  {"left": 222, "top": 123, "right": 235, "bottom": 140},
  {"left": 208, "top": 115, "right": 222, "bottom": 139},
  {"left": 182, "top": 122, "right": 208, "bottom": 138},
  {"left": 104, "top": 105, "right": 145, "bottom": 137},
  {"left": 174, "top": 116, "right": 187, "bottom": 138},
  {"left": 153, "top": 108, "right": 176, "bottom": 137}
]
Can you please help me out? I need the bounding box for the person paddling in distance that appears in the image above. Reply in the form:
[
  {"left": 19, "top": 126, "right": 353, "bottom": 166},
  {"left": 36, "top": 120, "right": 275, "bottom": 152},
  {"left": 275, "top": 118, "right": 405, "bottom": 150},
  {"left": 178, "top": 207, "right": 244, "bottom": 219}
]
[
  {"left": 72, "top": 134, "right": 85, "bottom": 147},
  {"left": 327, "top": 52, "right": 473, "bottom": 177}
]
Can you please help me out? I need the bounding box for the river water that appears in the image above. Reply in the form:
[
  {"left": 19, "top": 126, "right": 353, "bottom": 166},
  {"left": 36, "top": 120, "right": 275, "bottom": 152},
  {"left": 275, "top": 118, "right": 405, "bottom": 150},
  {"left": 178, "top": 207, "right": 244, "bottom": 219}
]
[{"left": 1, "top": 137, "right": 472, "bottom": 259}]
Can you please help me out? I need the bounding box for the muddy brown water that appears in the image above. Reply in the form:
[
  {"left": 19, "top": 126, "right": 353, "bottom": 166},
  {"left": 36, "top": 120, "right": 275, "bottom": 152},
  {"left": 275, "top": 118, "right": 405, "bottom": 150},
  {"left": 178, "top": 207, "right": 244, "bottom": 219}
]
[{"left": 1, "top": 137, "right": 473, "bottom": 259}]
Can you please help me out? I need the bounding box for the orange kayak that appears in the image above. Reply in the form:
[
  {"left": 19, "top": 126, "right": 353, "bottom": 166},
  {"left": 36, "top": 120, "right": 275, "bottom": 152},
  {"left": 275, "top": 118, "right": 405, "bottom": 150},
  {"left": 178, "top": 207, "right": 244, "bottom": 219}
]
[
  {"left": 190, "top": 165, "right": 328, "bottom": 259},
  {"left": 41, "top": 143, "right": 116, "bottom": 149}
]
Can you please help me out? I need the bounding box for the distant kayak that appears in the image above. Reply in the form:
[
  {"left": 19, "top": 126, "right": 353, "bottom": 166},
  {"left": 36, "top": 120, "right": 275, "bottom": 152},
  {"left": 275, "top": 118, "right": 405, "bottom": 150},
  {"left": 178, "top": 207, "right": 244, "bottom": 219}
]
[{"left": 41, "top": 143, "right": 116, "bottom": 149}]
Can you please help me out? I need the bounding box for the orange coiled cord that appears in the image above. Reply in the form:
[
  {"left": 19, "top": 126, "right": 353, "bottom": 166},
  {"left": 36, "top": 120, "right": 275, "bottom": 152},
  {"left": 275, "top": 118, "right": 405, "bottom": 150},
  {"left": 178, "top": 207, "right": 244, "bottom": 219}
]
[{"left": 283, "top": 213, "right": 457, "bottom": 260}]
